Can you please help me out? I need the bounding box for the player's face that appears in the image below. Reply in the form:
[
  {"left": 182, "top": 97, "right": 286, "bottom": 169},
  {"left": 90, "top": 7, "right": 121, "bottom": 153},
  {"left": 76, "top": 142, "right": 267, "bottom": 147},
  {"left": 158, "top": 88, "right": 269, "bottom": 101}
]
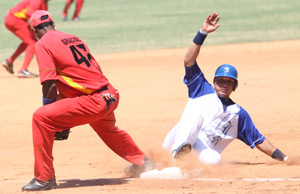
[{"left": 214, "top": 77, "right": 235, "bottom": 98}]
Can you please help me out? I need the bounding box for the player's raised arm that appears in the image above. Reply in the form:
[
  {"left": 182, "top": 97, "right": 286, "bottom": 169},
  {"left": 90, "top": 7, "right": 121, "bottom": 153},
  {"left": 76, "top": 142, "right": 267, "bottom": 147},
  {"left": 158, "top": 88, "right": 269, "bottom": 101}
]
[{"left": 184, "top": 13, "right": 221, "bottom": 67}]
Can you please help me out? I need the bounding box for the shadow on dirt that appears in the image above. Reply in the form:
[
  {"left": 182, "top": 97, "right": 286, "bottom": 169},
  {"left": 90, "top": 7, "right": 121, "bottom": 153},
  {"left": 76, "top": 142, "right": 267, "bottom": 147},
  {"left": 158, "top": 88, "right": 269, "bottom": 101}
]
[
  {"left": 57, "top": 178, "right": 130, "bottom": 189},
  {"left": 228, "top": 161, "right": 265, "bottom": 165}
]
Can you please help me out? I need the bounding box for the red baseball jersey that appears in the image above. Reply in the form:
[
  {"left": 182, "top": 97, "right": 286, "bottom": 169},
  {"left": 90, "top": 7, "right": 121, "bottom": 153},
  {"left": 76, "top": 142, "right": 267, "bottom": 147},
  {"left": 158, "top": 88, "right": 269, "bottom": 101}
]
[
  {"left": 35, "top": 30, "right": 109, "bottom": 98},
  {"left": 9, "top": 0, "right": 48, "bottom": 20}
]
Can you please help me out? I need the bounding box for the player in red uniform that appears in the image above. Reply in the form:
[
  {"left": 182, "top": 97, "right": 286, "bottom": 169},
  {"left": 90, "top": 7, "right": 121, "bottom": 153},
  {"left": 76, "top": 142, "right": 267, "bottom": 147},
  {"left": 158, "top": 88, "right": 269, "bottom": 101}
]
[
  {"left": 21, "top": 10, "right": 154, "bottom": 191},
  {"left": 62, "top": 0, "right": 84, "bottom": 21},
  {"left": 2, "top": 0, "right": 48, "bottom": 78}
]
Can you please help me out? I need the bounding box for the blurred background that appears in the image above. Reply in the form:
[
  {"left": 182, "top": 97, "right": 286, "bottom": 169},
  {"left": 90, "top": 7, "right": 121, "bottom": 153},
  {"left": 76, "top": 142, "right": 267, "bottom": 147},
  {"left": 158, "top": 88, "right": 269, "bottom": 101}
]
[{"left": 0, "top": 0, "right": 299, "bottom": 60}]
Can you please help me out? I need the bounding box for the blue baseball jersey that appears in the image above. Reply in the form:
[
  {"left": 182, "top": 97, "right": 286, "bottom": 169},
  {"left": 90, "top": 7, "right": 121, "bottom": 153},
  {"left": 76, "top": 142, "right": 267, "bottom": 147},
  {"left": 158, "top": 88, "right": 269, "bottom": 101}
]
[{"left": 183, "top": 62, "right": 265, "bottom": 153}]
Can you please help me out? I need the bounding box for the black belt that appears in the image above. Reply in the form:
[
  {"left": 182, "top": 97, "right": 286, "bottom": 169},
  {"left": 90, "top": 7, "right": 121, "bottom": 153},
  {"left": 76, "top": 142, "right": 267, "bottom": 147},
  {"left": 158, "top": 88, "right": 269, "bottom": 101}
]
[{"left": 96, "top": 85, "right": 108, "bottom": 93}]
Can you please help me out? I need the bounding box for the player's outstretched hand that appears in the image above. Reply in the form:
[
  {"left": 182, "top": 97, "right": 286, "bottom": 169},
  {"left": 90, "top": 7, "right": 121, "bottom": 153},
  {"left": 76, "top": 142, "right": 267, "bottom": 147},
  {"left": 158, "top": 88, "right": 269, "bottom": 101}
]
[{"left": 201, "top": 12, "right": 221, "bottom": 34}]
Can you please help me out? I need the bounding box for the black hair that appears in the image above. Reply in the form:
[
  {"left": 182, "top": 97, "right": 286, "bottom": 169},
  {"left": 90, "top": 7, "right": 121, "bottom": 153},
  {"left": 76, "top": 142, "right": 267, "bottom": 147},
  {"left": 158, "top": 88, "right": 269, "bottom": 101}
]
[{"left": 34, "top": 21, "right": 54, "bottom": 29}]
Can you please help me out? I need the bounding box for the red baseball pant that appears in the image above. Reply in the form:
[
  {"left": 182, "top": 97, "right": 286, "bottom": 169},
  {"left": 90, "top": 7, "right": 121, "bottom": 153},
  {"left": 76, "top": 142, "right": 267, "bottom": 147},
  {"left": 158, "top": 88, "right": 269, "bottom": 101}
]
[
  {"left": 4, "top": 14, "right": 36, "bottom": 70},
  {"left": 63, "top": 0, "right": 84, "bottom": 19},
  {"left": 32, "top": 84, "right": 145, "bottom": 181}
]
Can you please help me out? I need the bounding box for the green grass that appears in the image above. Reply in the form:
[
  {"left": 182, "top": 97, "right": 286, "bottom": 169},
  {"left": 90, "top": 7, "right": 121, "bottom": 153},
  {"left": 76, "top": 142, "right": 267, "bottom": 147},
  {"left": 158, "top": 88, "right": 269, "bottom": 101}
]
[{"left": 0, "top": 0, "right": 299, "bottom": 61}]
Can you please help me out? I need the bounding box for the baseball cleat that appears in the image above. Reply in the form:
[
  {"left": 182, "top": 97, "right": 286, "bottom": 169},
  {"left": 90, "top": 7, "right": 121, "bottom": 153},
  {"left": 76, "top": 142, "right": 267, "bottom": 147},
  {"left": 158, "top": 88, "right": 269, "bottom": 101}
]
[
  {"left": 172, "top": 143, "right": 192, "bottom": 159},
  {"left": 62, "top": 13, "right": 67, "bottom": 21},
  {"left": 2, "top": 59, "right": 14, "bottom": 74},
  {"left": 124, "top": 157, "right": 156, "bottom": 178},
  {"left": 17, "top": 70, "right": 39, "bottom": 78},
  {"left": 22, "top": 176, "right": 57, "bottom": 191},
  {"left": 73, "top": 17, "right": 80, "bottom": 21}
]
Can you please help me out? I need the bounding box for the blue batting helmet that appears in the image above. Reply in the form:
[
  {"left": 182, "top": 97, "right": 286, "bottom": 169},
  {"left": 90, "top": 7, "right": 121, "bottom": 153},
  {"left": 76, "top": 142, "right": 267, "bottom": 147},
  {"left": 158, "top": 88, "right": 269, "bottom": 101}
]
[{"left": 214, "top": 64, "right": 238, "bottom": 91}]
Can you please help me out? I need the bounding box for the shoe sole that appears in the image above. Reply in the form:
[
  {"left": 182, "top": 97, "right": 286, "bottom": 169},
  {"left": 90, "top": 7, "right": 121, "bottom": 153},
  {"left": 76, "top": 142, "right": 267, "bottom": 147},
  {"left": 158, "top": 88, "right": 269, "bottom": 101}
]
[
  {"left": 17, "top": 73, "right": 39, "bottom": 78},
  {"left": 17, "top": 75, "right": 38, "bottom": 78},
  {"left": 174, "top": 143, "right": 192, "bottom": 159}
]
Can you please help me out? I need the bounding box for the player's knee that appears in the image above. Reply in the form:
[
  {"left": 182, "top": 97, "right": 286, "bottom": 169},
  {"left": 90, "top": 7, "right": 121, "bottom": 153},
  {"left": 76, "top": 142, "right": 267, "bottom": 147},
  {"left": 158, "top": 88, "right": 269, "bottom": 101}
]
[
  {"left": 199, "top": 149, "right": 221, "bottom": 165},
  {"left": 162, "top": 140, "right": 171, "bottom": 150},
  {"left": 32, "top": 107, "right": 48, "bottom": 124},
  {"left": 32, "top": 108, "right": 42, "bottom": 122}
]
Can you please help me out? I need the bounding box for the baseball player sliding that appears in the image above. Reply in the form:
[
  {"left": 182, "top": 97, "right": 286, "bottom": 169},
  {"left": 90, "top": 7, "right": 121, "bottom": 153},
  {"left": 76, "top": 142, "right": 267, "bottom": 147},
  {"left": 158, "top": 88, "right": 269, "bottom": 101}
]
[
  {"left": 21, "top": 10, "right": 155, "bottom": 191},
  {"left": 163, "top": 13, "right": 288, "bottom": 165}
]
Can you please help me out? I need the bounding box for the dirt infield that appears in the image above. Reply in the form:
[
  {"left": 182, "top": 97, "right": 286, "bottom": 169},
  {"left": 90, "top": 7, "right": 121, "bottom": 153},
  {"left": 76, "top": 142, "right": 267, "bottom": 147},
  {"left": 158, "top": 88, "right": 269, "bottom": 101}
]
[{"left": 0, "top": 40, "right": 299, "bottom": 193}]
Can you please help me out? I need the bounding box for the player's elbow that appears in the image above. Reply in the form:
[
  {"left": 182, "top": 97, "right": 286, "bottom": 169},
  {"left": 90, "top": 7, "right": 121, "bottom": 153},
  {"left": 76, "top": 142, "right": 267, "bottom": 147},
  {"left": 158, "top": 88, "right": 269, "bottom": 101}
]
[{"left": 183, "top": 57, "right": 195, "bottom": 67}]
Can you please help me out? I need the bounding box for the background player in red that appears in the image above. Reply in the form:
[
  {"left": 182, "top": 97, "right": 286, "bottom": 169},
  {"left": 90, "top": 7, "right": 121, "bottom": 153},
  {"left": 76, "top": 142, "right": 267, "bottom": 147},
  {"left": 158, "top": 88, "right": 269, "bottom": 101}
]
[
  {"left": 21, "top": 10, "right": 154, "bottom": 191},
  {"left": 2, "top": 0, "right": 48, "bottom": 78},
  {"left": 62, "top": 0, "right": 84, "bottom": 21}
]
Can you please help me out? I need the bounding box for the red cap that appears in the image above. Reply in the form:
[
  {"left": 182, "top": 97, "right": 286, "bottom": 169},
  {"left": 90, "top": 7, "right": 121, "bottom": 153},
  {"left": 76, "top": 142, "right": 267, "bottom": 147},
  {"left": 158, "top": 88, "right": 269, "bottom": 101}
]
[{"left": 30, "top": 10, "right": 53, "bottom": 28}]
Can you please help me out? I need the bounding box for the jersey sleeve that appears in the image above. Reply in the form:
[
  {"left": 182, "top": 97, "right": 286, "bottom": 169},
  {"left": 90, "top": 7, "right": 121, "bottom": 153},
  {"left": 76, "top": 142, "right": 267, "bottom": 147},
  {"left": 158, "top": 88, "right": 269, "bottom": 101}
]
[
  {"left": 237, "top": 107, "right": 266, "bottom": 148},
  {"left": 183, "top": 61, "right": 215, "bottom": 98},
  {"left": 35, "top": 42, "right": 58, "bottom": 84}
]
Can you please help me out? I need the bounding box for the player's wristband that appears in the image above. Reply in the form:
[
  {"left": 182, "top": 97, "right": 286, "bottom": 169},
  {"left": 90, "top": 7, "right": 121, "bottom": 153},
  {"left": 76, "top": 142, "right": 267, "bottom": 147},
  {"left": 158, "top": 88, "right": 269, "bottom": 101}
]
[
  {"left": 193, "top": 29, "right": 207, "bottom": 45},
  {"left": 42, "top": 97, "right": 56, "bottom": 106},
  {"left": 271, "top": 148, "right": 286, "bottom": 161}
]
